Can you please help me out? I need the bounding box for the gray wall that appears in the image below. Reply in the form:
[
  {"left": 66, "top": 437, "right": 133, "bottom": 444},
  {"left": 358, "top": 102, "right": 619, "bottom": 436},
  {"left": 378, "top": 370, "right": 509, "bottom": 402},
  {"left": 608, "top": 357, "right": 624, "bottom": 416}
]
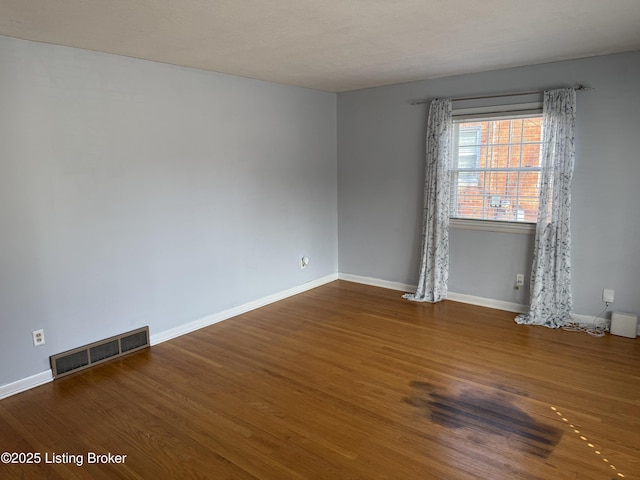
[
  {"left": 338, "top": 51, "right": 640, "bottom": 317},
  {"left": 0, "top": 36, "right": 338, "bottom": 387}
]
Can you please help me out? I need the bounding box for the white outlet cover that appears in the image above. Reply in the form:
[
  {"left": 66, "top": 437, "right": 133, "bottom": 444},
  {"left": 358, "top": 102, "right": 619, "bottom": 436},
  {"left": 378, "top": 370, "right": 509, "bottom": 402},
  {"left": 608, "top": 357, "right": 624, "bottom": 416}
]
[
  {"left": 32, "top": 329, "right": 45, "bottom": 346},
  {"left": 603, "top": 289, "right": 615, "bottom": 303}
]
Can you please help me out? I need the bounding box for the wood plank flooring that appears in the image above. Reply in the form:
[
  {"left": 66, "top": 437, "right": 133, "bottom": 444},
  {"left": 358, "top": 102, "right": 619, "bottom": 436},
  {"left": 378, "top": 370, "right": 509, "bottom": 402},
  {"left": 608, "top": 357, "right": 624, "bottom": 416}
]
[{"left": 1, "top": 280, "right": 639, "bottom": 479}]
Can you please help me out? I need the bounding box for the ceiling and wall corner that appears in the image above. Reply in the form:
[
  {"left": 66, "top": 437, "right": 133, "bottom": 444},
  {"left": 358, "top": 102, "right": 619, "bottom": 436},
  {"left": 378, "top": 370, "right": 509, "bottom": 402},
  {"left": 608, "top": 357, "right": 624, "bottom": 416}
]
[{"left": 1, "top": 0, "right": 640, "bottom": 92}]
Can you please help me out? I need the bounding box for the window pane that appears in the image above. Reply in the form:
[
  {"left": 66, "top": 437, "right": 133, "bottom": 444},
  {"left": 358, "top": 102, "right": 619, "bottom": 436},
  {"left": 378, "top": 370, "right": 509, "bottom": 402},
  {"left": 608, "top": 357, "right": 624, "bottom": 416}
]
[
  {"left": 522, "top": 117, "right": 542, "bottom": 142},
  {"left": 454, "top": 194, "right": 485, "bottom": 219},
  {"left": 522, "top": 146, "right": 540, "bottom": 168},
  {"left": 508, "top": 144, "right": 521, "bottom": 169},
  {"left": 519, "top": 171, "right": 540, "bottom": 193},
  {"left": 455, "top": 124, "right": 481, "bottom": 185}
]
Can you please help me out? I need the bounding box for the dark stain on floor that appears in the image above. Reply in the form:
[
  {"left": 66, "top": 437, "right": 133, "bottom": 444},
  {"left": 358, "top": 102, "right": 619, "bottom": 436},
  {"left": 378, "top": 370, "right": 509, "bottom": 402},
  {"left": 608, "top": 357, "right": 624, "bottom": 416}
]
[{"left": 405, "top": 381, "right": 563, "bottom": 458}]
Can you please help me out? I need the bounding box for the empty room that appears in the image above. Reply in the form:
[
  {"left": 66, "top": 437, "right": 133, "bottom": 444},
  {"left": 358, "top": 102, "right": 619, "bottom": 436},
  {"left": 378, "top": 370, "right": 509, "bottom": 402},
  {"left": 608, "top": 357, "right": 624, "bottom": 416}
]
[{"left": 1, "top": 1, "right": 639, "bottom": 479}]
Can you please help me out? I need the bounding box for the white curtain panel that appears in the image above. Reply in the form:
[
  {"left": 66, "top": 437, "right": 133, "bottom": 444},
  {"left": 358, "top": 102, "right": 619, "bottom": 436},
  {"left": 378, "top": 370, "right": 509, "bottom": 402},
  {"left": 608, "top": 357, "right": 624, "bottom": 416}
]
[
  {"left": 404, "top": 99, "right": 452, "bottom": 303},
  {"left": 516, "top": 88, "right": 576, "bottom": 328}
]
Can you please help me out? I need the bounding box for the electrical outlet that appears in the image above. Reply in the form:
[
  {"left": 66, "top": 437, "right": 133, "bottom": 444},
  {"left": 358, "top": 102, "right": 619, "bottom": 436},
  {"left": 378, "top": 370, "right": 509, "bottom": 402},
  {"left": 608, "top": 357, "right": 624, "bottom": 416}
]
[
  {"left": 603, "top": 289, "right": 615, "bottom": 303},
  {"left": 32, "top": 329, "right": 45, "bottom": 347},
  {"left": 516, "top": 274, "right": 524, "bottom": 287}
]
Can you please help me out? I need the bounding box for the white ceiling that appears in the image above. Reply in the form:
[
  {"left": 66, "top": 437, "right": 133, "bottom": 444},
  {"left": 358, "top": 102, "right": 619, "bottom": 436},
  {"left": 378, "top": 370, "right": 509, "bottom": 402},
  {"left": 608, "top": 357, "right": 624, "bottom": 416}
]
[{"left": 1, "top": 0, "right": 640, "bottom": 92}]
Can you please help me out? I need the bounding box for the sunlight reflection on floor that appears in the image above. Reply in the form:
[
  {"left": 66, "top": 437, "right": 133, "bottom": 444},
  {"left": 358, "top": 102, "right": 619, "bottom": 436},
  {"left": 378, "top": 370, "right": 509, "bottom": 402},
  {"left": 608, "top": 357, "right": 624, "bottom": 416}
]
[{"left": 550, "top": 406, "right": 626, "bottom": 478}]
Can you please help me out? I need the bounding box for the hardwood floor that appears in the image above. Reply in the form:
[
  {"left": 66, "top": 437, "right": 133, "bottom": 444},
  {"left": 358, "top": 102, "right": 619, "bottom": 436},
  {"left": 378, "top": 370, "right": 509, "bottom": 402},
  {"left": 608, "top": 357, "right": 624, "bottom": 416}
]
[{"left": 1, "top": 280, "right": 639, "bottom": 479}]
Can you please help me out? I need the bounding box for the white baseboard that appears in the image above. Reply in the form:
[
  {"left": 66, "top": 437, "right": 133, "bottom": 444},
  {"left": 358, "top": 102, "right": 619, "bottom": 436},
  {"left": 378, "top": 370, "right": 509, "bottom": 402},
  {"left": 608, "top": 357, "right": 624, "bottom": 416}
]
[
  {"left": 0, "top": 370, "right": 53, "bottom": 400},
  {"left": 338, "top": 273, "right": 416, "bottom": 293},
  {"left": 446, "top": 292, "right": 528, "bottom": 314},
  {"left": 571, "top": 312, "right": 608, "bottom": 326},
  {"left": 338, "top": 273, "right": 528, "bottom": 313},
  {"left": 150, "top": 273, "right": 338, "bottom": 346},
  {"left": 338, "top": 273, "right": 629, "bottom": 329}
]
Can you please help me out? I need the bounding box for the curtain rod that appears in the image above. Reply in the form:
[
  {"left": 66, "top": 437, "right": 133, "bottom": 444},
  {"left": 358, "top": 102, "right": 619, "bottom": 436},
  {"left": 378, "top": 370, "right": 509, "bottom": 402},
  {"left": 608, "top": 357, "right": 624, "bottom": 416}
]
[{"left": 409, "top": 84, "right": 593, "bottom": 106}]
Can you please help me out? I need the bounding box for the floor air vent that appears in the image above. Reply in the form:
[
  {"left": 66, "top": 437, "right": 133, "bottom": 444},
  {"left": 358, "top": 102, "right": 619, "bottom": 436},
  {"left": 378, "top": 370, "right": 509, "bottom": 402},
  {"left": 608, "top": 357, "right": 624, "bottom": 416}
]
[{"left": 50, "top": 326, "right": 149, "bottom": 379}]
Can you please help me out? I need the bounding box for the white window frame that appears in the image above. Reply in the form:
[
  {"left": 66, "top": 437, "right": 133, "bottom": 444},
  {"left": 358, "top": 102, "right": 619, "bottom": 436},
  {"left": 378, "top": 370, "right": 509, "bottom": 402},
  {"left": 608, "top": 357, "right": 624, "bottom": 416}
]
[{"left": 449, "top": 103, "right": 543, "bottom": 235}]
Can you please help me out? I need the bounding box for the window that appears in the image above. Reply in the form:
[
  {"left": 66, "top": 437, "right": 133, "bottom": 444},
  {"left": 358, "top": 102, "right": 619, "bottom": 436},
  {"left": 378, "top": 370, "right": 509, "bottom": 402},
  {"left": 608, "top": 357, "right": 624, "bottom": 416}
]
[{"left": 450, "top": 114, "right": 543, "bottom": 224}]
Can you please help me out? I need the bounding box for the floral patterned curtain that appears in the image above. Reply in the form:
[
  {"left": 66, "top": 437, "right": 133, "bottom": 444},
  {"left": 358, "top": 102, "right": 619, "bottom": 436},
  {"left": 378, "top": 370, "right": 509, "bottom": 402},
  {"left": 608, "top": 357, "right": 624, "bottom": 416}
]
[
  {"left": 515, "top": 88, "right": 576, "bottom": 327},
  {"left": 403, "top": 99, "right": 452, "bottom": 303}
]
